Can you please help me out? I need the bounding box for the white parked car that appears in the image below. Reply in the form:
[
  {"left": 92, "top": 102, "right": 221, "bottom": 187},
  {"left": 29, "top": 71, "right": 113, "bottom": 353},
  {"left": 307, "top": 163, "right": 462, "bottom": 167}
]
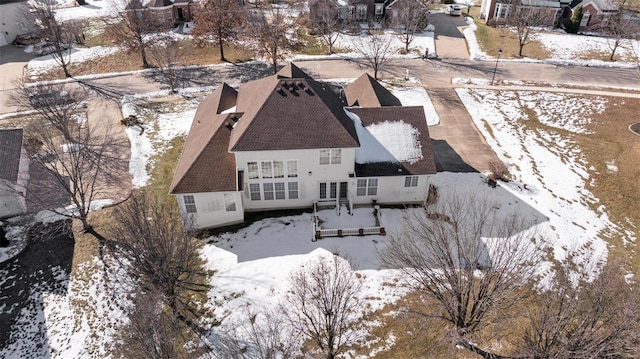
[{"left": 446, "top": 4, "right": 463, "bottom": 16}]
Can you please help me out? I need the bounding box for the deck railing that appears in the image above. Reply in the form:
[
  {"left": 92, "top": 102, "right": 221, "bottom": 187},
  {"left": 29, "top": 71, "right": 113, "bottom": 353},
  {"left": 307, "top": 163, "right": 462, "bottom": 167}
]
[{"left": 312, "top": 202, "right": 385, "bottom": 241}]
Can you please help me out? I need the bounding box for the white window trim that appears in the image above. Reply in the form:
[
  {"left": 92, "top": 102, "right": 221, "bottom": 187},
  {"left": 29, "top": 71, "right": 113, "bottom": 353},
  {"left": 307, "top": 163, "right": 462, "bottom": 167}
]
[
  {"left": 356, "top": 178, "right": 378, "bottom": 196},
  {"left": 224, "top": 193, "right": 236, "bottom": 212},
  {"left": 183, "top": 195, "right": 197, "bottom": 213},
  {"left": 249, "top": 160, "right": 297, "bottom": 179},
  {"left": 404, "top": 176, "right": 419, "bottom": 188},
  {"left": 249, "top": 183, "right": 261, "bottom": 200},
  {"left": 319, "top": 149, "right": 341, "bottom": 165},
  {"left": 288, "top": 182, "right": 299, "bottom": 199}
]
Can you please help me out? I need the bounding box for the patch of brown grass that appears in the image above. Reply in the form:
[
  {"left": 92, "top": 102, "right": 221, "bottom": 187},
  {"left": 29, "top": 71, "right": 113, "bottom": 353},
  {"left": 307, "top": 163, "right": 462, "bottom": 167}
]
[
  {"left": 579, "top": 97, "right": 640, "bottom": 270},
  {"left": 470, "top": 9, "right": 549, "bottom": 59},
  {"left": 35, "top": 39, "right": 254, "bottom": 80},
  {"left": 354, "top": 289, "right": 532, "bottom": 358}
]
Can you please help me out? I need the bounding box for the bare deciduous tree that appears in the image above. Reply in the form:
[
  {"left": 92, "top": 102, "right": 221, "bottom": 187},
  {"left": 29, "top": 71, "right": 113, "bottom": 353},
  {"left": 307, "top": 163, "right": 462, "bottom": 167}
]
[
  {"left": 309, "top": 0, "right": 347, "bottom": 54},
  {"left": 598, "top": 0, "right": 640, "bottom": 61},
  {"left": 213, "top": 306, "right": 301, "bottom": 359},
  {"left": 249, "top": 8, "right": 298, "bottom": 74},
  {"left": 11, "top": 83, "right": 128, "bottom": 238},
  {"left": 109, "top": 190, "right": 210, "bottom": 326},
  {"left": 148, "top": 37, "right": 185, "bottom": 93},
  {"left": 21, "top": 0, "right": 84, "bottom": 77},
  {"left": 519, "top": 257, "right": 640, "bottom": 358},
  {"left": 284, "top": 254, "right": 363, "bottom": 359},
  {"left": 389, "top": 0, "right": 429, "bottom": 54},
  {"left": 116, "top": 289, "right": 194, "bottom": 359},
  {"left": 104, "top": 0, "right": 169, "bottom": 68},
  {"left": 193, "top": 0, "right": 246, "bottom": 62},
  {"left": 352, "top": 33, "right": 394, "bottom": 79},
  {"left": 378, "top": 192, "right": 543, "bottom": 358},
  {"left": 507, "top": 2, "right": 559, "bottom": 57}
]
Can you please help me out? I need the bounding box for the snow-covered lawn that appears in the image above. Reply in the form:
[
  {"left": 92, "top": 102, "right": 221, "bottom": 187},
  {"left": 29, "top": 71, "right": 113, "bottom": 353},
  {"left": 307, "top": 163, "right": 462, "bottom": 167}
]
[
  {"left": 26, "top": 46, "right": 121, "bottom": 77},
  {"left": 54, "top": 0, "right": 118, "bottom": 22},
  {"left": 532, "top": 32, "right": 640, "bottom": 62},
  {"left": 455, "top": 88, "right": 633, "bottom": 260},
  {"left": 121, "top": 97, "right": 200, "bottom": 188},
  {"left": 464, "top": 17, "right": 640, "bottom": 67}
]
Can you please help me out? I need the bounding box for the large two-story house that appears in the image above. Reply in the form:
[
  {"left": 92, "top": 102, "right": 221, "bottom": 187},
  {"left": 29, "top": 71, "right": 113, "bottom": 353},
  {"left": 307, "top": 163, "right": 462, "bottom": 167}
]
[{"left": 170, "top": 63, "right": 436, "bottom": 230}]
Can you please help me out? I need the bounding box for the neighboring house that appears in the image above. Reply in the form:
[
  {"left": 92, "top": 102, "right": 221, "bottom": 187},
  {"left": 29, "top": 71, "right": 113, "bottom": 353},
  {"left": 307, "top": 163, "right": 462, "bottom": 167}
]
[
  {"left": 127, "top": 0, "right": 196, "bottom": 26},
  {"left": 480, "top": 0, "right": 563, "bottom": 25},
  {"left": 385, "top": 0, "right": 428, "bottom": 23},
  {"left": 170, "top": 63, "right": 437, "bottom": 230},
  {"left": 336, "top": 0, "right": 390, "bottom": 23},
  {"left": 561, "top": 0, "right": 618, "bottom": 30},
  {"left": 0, "top": 0, "right": 31, "bottom": 46},
  {"left": 0, "top": 129, "right": 29, "bottom": 220}
]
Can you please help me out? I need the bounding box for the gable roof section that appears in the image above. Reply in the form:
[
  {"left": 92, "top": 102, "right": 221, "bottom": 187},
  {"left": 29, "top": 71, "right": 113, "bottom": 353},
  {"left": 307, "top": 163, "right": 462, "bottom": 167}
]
[
  {"left": 230, "top": 68, "right": 360, "bottom": 152},
  {"left": 169, "top": 90, "right": 238, "bottom": 194},
  {"left": 277, "top": 62, "right": 313, "bottom": 80},
  {"left": 344, "top": 73, "right": 402, "bottom": 108},
  {"left": 0, "top": 129, "right": 24, "bottom": 184},
  {"left": 348, "top": 106, "right": 436, "bottom": 176},
  {"left": 210, "top": 82, "right": 238, "bottom": 114}
]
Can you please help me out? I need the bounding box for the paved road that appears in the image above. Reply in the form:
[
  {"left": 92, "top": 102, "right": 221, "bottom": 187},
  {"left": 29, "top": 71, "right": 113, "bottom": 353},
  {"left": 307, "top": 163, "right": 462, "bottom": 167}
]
[{"left": 429, "top": 12, "right": 470, "bottom": 60}]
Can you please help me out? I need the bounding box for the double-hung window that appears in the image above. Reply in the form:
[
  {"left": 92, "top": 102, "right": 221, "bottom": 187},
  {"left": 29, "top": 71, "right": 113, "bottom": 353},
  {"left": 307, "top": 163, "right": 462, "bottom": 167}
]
[
  {"left": 249, "top": 183, "right": 261, "bottom": 200},
  {"left": 224, "top": 193, "right": 236, "bottom": 211},
  {"left": 320, "top": 149, "right": 341, "bottom": 165},
  {"left": 264, "top": 183, "right": 275, "bottom": 200},
  {"left": 287, "top": 160, "right": 297, "bottom": 177},
  {"left": 275, "top": 182, "right": 286, "bottom": 199},
  {"left": 404, "top": 176, "right": 419, "bottom": 187},
  {"left": 261, "top": 161, "right": 273, "bottom": 178},
  {"left": 288, "top": 182, "right": 299, "bottom": 199},
  {"left": 248, "top": 162, "right": 259, "bottom": 179},
  {"left": 356, "top": 178, "right": 378, "bottom": 196},
  {"left": 273, "top": 161, "right": 284, "bottom": 178},
  {"left": 183, "top": 195, "right": 197, "bottom": 213}
]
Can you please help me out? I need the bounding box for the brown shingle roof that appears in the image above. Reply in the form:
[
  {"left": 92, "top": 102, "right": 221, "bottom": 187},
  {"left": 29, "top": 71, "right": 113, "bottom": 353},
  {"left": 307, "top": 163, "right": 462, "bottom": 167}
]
[
  {"left": 348, "top": 106, "right": 437, "bottom": 176},
  {"left": 0, "top": 129, "right": 24, "bottom": 184},
  {"left": 210, "top": 82, "right": 238, "bottom": 114},
  {"left": 169, "top": 87, "right": 238, "bottom": 194},
  {"left": 229, "top": 67, "right": 359, "bottom": 151},
  {"left": 277, "top": 62, "right": 313, "bottom": 80},
  {"left": 344, "top": 73, "right": 402, "bottom": 108}
]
